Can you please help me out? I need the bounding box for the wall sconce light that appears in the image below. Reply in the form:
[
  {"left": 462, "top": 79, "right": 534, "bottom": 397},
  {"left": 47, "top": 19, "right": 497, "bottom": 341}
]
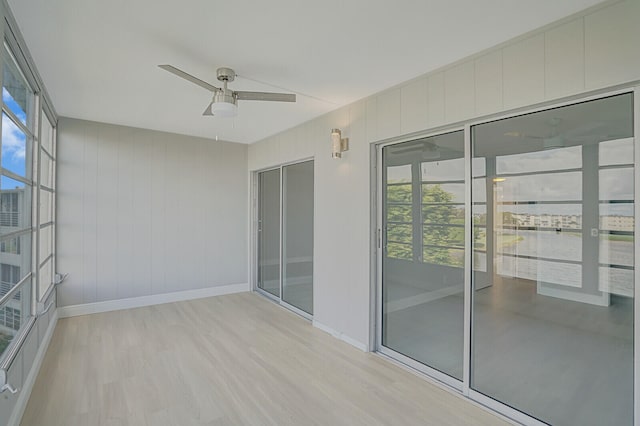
[{"left": 331, "top": 128, "right": 349, "bottom": 159}]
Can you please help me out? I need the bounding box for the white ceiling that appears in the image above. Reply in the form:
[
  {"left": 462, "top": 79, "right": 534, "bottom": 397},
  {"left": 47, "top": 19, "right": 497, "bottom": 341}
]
[{"left": 8, "top": 0, "right": 604, "bottom": 144}]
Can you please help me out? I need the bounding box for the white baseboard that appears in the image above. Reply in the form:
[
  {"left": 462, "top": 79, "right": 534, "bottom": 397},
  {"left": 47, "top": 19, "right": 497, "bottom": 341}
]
[
  {"left": 58, "top": 283, "right": 249, "bottom": 318},
  {"left": 312, "top": 320, "right": 369, "bottom": 352},
  {"left": 8, "top": 309, "right": 59, "bottom": 426}
]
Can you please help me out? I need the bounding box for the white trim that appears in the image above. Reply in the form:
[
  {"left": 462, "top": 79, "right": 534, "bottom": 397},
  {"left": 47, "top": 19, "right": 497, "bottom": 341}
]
[
  {"left": 462, "top": 122, "right": 472, "bottom": 395},
  {"left": 8, "top": 308, "right": 59, "bottom": 426},
  {"left": 312, "top": 320, "right": 368, "bottom": 352},
  {"left": 58, "top": 283, "right": 249, "bottom": 318},
  {"left": 633, "top": 85, "right": 639, "bottom": 426}
]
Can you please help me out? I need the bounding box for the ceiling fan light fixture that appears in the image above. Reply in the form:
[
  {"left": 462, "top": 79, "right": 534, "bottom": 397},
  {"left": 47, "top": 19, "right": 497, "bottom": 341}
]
[
  {"left": 211, "top": 101, "right": 238, "bottom": 118},
  {"left": 211, "top": 90, "right": 238, "bottom": 117}
]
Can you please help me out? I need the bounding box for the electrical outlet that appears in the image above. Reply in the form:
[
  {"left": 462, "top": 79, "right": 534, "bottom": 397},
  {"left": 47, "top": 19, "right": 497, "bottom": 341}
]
[{"left": 591, "top": 228, "right": 599, "bottom": 237}]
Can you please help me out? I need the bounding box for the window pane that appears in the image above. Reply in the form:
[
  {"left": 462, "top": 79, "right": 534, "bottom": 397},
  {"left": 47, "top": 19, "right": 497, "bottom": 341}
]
[
  {"left": 472, "top": 157, "right": 486, "bottom": 178},
  {"left": 40, "top": 153, "right": 52, "bottom": 188},
  {"left": 496, "top": 145, "right": 582, "bottom": 175},
  {"left": 423, "top": 246, "right": 464, "bottom": 267},
  {"left": 387, "top": 204, "right": 412, "bottom": 222},
  {"left": 41, "top": 113, "right": 54, "bottom": 154},
  {"left": 2, "top": 113, "right": 28, "bottom": 177},
  {"left": 40, "top": 189, "right": 52, "bottom": 225},
  {"left": 422, "top": 204, "right": 464, "bottom": 225},
  {"left": 387, "top": 223, "right": 412, "bottom": 244},
  {"left": 600, "top": 235, "right": 633, "bottom": 268},
  {"left": 0, "top": 232, "right": 31, "bottom": 296},
  {"left": 2, "top": 45, "right": 31, "bottom": 126},
  {"left": 421, "top": 158, "right": 464, "bottom": 181},
  {"left": 0, "top": 283, "right": 31, "bottom": 362},
  {"left": 387, "top": 184, "right": 412, "bottom": 203},
  {"left": 387, "top": 164, "right": 411, "bottom": 183},
  {"left": 600, "top": 138, "right": 634, "bottom": 166},
  {"left": 423, "top": 225, "right": 464, "bottom": 247},
  {"left": 494, "top": 171, "right": 582, "bottom": 202},
  {"left": 38, "top": 257, "right": 53, "bottom": 301},
  {"left": 600, "top": 167, "right": 634, "bottom": 201},
  {"left": 386, "top": 164, "right": 413, "bottom": 261},
  {"left": 599, "top": 266, "right": 633, "bottom": 297},
  {"left": 39, "top": 225, "right": 52, "bottom": 262},
  {"left": 472, "top": 178, "right": 486, "bottom": 203},
  {"left": 422, "top": 183, "right": 464, "bottom": 203},
  {"left": 386, "top": 242, "right": 412, "bottom": 260},
  {"left": 0, "top": 176, "right": 31, "bottom": 232}
]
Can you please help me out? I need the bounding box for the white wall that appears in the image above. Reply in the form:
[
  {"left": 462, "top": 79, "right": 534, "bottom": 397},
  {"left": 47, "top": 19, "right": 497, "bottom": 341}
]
[
  {"left": 248, "top": 0, "right": 640, "bottom": 349},
  {"left": 56, "top": 118, "right": 248, "bottom": 307}
]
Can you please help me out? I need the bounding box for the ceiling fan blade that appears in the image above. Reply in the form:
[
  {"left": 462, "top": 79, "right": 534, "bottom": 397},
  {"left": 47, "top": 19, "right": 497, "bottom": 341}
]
[
  {"left": 202, "top": 102, "right": 214, "bottom": 116},
  {"left": 235, "top": 91, "right": 296, "bottom": 102},
  {"left": 158, "top": 65, "right": 220, "bottom": 93}
]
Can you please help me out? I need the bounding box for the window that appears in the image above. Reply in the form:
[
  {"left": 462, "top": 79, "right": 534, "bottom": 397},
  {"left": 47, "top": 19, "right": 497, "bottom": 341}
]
[{"left": 0, "top": 42, "right": 34, "bottom": 363}]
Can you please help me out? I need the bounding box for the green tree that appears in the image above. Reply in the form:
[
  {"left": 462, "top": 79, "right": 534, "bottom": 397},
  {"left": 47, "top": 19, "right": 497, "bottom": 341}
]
[
  {"left": 386, "top": 183, "right": 413, "bottom": 259},
  {"left": 386, "top": 183, "right": 467, "bottom": 266}
]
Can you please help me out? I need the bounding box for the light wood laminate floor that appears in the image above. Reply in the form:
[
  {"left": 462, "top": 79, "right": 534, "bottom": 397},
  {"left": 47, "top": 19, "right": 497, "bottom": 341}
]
[{"left": 21, "top": 292, "right": 507, "bottom": 426}]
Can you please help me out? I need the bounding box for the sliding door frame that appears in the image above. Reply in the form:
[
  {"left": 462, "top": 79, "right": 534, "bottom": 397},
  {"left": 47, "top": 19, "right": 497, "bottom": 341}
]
[
  {"left": 375, "top": 126, "right": 465, "bottom": 392},
  {"left": 252, "top": 157, "right": 315, "bottom": 320},
  {"left": 374, "top": 85, "right": 639, "bottom": 426}
]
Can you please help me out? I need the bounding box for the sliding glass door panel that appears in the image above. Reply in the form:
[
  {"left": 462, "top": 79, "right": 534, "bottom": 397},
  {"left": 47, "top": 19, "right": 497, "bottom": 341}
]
[
  {"left": 381, "top": 130, "right": 465, "bottom": 380},
  {"left": 471, "top": 93, "right": 634, "bottom": 425},
  {"left": 282, "top": 161, "right": 314, "bottom": 314},
  {"left": 257, "top": 169, "right": 281, "bottom": 297}
]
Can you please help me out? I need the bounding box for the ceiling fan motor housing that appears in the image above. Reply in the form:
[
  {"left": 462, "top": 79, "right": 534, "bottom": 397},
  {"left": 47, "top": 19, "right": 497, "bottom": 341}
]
[
  {"left": 216, "top": 67, "right": 236, "bottom": 82},
  {"left": 214, "top": 90, "right": 237, "bottom": 105}
]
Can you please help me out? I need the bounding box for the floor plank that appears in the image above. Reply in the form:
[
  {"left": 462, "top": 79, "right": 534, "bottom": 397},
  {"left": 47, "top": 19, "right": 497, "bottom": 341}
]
[{"left": 21, "top": 292, "right": 508, "bottom": 426}]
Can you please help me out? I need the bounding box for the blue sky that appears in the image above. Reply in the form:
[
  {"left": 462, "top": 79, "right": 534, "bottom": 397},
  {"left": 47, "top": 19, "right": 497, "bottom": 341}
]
[{"left": 2, "top": 87, "right": 27, "bottom": 189}]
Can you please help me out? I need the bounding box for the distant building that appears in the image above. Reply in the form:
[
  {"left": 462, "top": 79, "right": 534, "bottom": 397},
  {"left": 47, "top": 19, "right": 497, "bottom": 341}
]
[
  {"left": 0, "top": 188, "right": 29, "bottom": 334},
  {"left": 508, "top": 212, "right": 632, "bottom": 232},
  {"left": 600, "top": 215, "right": 635, "bottom": 232}
]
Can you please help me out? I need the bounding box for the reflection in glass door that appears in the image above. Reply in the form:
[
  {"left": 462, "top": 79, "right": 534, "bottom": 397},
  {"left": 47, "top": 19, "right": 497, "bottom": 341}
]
[
  {"left": 471, "top": 93, "right": 634, "bottom": 425},
  {"left": 257, "top": 168, "right": 281, "bottom": 297},
  {"left": 257, "top": 161, "right": 314, "bottom": 316},
  {"left": 381, "top": 130, "right": 465, "bottom": 381},
  {"left": 378, "top": 91, "right": 636, "bottom": 425}
]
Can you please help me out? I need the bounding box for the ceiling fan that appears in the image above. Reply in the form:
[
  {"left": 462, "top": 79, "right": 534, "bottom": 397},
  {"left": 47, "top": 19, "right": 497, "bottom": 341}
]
[{"left": 158, "top": 65, "right": 296, "bottom": 117}]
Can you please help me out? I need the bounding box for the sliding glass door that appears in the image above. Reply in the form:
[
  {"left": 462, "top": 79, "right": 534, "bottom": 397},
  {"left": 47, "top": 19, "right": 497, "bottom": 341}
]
[
  {"left": 471, "top": 93, "right": 634, "bottom": 425},
  {"left": 381, "top": 130, "right": 465, "bottom": 381},
  {"left": 378, "top": 90, "right": 636, "bottom": 425},
  {"left": 256, "top": 160, "right": 314, "bottom": 316}
]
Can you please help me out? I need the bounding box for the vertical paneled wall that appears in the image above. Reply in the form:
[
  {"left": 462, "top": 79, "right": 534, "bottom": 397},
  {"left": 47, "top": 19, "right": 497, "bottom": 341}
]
[
  {"left": 248, "top": 0, "right": 640, "bottom": 349},
  {"left": 57, "top": 118, "right": 248, "bottom": 307}
]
